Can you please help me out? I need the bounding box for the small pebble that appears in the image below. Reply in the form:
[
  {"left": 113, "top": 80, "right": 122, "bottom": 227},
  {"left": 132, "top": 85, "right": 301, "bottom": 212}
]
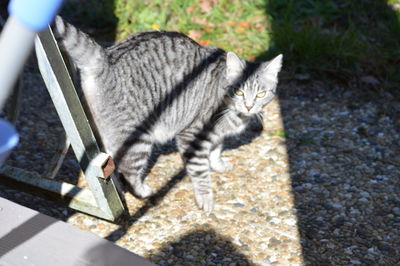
[
  {"left": 331, "top": 203, "right": 343, "bottom": 209},
  {"left": 358, "top": 197, "right": 369, "bottom": 203},
  {"left": 233, "top": 203, "right": 245, "bottom": 208},
  {"left": 262, "top": 258, "right": 272, "bottom": 266},
  {"left": 392, "top": 207, "right": 400, "bottom": 216},
  {"left": 350, "top": 259, "right": 362, "bottom": 265}
]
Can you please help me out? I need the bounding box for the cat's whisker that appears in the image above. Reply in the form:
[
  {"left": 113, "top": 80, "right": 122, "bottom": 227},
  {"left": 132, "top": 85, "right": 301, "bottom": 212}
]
[
  {"left": 255, "top": 113, "right": 265, "bottom": 127},
  {"left": 213, "top": 108, "right": 230, "bottom": 127}
]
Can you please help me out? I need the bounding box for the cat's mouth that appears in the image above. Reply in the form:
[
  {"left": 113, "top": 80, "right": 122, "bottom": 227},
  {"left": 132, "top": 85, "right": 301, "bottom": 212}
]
[{"left": 238, "top": 111, "right": 256, "bottom": 119}]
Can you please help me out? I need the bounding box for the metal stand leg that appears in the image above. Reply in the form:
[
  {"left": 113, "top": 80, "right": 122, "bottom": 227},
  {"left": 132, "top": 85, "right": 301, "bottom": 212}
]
[
  {"left": 0, "top": 26, "right": 126, "bottom": 222},
  {"left": 42, "top": 131, "right": 70, "bottom": 180}
]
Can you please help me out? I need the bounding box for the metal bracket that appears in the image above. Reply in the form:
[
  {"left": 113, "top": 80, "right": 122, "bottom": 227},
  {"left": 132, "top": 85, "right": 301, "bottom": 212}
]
[{"left": 87, "top": 153, "right": 116, "bottom": 180}]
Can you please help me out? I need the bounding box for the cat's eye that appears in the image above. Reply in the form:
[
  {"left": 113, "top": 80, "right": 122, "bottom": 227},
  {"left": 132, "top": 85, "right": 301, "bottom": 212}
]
[
  {"left": 256, "top": 91, "right": 266, "bottom": 98},
  {"left": 235, "top": 89, "right": 244, "bottom": 96}
]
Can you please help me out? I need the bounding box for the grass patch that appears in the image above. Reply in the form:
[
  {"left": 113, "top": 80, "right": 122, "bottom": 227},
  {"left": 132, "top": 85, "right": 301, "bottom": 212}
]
[
  {"left": 264, "top": 0, "right": 400, "bottom": 93},
  {"left": 268, "top": 129, "right": 287, "bottom": 138},
  {"left": 62, "top": 0, "right": 400, "bottom": 93},
  {"left": 112, "top": 0, "right": 270, "bottom": 59},
  {"left": 112, "top": 0, "right": 400, "bottom": 93}
]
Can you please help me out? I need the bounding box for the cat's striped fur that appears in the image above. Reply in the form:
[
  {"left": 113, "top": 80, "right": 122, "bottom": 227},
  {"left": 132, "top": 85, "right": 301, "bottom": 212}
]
[{"left": 53, "top": 16, "right": 282, "bottom": 212}]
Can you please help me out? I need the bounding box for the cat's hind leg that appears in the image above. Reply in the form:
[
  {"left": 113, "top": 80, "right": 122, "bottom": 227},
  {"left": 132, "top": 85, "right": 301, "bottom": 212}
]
[{"left": 116, "top": 138, "right": 154, "bottom": 199}]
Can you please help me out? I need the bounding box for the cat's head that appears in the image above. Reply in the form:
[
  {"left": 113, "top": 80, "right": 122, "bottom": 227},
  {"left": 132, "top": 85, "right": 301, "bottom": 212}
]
[{"left": 225, "top": 52, "right": 282, "bottom": 117}]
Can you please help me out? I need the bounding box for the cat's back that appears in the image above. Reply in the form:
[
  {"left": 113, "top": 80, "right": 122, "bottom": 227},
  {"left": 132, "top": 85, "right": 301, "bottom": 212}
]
[
  {"left": 100, "top": 31, "right": 227, "bottom": 143},
  {"left": 104, "top": 30, "right": 225, "bottom": 98},
  {"left": 106, "top": 31, "right": 208, "bottom": 64},
  {"left": 103, "top": 30, "right": 226, "bottom": 118}
]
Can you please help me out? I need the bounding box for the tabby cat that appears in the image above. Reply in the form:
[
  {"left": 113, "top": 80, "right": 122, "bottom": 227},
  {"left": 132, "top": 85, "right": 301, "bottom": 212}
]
[{"left": 53, "top": 16, "right": 282, "bottom": 213}]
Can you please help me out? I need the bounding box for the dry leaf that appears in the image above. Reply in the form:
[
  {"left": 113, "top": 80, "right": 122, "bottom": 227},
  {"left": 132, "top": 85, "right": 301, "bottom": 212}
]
[
  {"left": 198, "top": 40, "right": 210, "bottom": 46},
  {"left": 186, "top": 4, "right": 196, "bottom": 13},
  {"left": 203, "top": 26, "right": 214, "bottom": 33},
  {"left": 254, "top": 23, "right": 264, "bottom": 31},
  {"left": 188, "top": 30, "right": 202, "bottom": 40},
  {"left": 251, "top": 15, "right": 266, "bottom": 23},
  {"left": 200, "top": 1, "right": 212, "bottom": 13},
  {"left": 200, "top": 0, "right": 217, "bottom": 13},
  {"left": 235, "top": 26, "right": 246, "bottom": 34},
  {"left": 193, "top": 17, "right": 208, "bottom": 25},
  {"left": 193, "top": 17, "right": 215, "bottom": 28},
  {"left": 238, "top": 21, "right": 250, "bottom": 28}
]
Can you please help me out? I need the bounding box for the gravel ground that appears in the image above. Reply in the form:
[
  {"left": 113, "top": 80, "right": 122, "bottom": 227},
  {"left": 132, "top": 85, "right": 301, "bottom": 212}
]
[{"left": 1, "top": 60, "right": 400, "bottom": 265}]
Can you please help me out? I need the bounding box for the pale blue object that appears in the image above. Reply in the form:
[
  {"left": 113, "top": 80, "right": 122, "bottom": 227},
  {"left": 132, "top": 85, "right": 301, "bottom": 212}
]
[
  {"left": 8, "top": 0, "right": 63, "bottom": 31},
  {"left": 0, "top": 120, "right": 19, "bottom": 166},
  {"left": 0, "top": 0, "right": 62, "bottom": 164}
]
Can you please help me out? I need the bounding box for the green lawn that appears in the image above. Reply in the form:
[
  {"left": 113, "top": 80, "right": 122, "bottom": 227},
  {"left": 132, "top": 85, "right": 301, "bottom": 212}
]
[
  {"left": 113, "top": 0, "right": 271, "bottom": 61},
  {"left": 266, "top": 0, "right": 400, "bottom": 93},
  {"left": 62, "top": 0, "right": 400, "bottom": 93}
]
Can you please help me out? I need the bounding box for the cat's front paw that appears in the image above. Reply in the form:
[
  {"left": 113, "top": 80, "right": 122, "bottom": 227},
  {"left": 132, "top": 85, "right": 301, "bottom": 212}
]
[
  {"left": 194, "top": 190, "right": 214, "bottom": 213},
  {"left": 133, "top": 184, "right": 153, "bottom": 199},
  {"left": 210, "top": 157, "right": 233, "bottom": 173}
]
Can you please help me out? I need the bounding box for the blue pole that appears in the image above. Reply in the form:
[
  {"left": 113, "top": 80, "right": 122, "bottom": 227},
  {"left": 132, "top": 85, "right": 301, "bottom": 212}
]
[
  {"left": 0, "top": 0, "right": 63, "bottom": 165},
  {"left": 0, "top": 120, "right": 18, "bottom": 165},
  {"left": 0, "top": 0, "right": 63, "bottom": 109}
]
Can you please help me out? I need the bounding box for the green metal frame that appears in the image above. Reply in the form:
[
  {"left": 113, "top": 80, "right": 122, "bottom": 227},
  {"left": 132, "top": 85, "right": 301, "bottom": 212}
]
[{"left": 0, "top": 27, "right": 126, "bottom": 222}]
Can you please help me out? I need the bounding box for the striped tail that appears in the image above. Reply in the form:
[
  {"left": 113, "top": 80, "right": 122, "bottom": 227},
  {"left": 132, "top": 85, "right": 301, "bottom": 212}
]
[{"left": 52, "top": 16, "right": 107, "bottom": 74}]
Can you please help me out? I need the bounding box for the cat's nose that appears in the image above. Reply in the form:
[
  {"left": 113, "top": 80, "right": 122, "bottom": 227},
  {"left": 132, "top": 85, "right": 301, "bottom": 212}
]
[{"left": 246, "top": 105, "right": 253, "bottom": 111}]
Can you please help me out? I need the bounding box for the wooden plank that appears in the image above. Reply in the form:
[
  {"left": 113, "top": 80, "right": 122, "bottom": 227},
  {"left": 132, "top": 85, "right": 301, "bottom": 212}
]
[
  {"left": 0, "top": 197, "right": 155, "bottom": 266},
  {"left": 34, "top": 27, "right": 125, "bottom": 221}
]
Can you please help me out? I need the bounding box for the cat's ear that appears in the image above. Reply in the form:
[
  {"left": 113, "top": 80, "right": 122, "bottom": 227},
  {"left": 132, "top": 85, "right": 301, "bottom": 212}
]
[
  {"left": 226, "top": 52, "right": 246, "bottom": 82},
  {"left": 261, "top": 54, "right": 283, "bottom": 83}
]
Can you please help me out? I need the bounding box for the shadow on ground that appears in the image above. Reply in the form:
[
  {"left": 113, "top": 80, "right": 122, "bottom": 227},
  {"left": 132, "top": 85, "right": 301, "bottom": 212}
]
[
  {"left": 264, "top": 0, "right": 400, "bottom": 264},
  {"left": 154, "top": 228, "right": 252, "bottom": 265}
]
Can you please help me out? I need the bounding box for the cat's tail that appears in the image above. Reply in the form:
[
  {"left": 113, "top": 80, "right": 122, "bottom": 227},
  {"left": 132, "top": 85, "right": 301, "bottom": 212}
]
[{"left": 52, "top": 16, "right": 107, "bottom": 74}]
